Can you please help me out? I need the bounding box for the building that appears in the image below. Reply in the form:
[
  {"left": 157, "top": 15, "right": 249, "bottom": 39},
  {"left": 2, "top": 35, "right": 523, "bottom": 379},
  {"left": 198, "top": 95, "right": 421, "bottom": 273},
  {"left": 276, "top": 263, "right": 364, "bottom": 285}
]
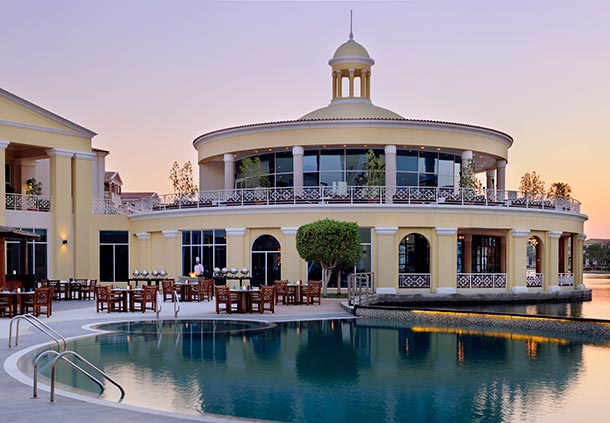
[{"left": 0, "top": 32, "right": 586, "bottom": 294}]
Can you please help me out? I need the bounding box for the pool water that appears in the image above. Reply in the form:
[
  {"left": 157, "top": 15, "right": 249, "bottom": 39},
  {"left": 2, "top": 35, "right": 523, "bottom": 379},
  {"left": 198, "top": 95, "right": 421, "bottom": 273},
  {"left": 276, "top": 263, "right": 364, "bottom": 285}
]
[{"left": 33, "top": 319, "right": 610, "bottom": 423}]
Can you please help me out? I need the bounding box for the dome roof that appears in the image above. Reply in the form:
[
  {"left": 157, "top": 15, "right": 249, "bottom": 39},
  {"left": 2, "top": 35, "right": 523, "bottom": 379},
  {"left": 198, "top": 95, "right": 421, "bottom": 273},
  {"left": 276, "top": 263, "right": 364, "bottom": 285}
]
[
  {"left": 299, "top": 101, "right": 404, "bottom": 120},
  {"left": 333, "top": 39, "right": 370, "bottom": 59}
]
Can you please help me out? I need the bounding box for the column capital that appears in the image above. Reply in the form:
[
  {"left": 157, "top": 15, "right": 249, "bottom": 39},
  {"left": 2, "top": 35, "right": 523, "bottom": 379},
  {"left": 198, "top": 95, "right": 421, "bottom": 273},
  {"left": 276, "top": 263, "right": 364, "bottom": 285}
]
[
  {"left": 348, "top": 68, "right": 355, "bottom": 73},
  {"left": 384, "top": 145, "right": 397, "bottom": 155},
  {"left": 496, "top": 159, "right": 507, "bottom": 168},
  {"left": 375, "top": 226, "right": 398, "bottom": 235},
  {"left": 162, "top": 230, "right": 179, "bottom": 239},
  {"left": 225, "top": 227, "right": 246, "bottom": 237},
  {"left": 281, "top": 226, "right": 299, "bottom": 235},
  {"left": 435, "top": 227, "right": 457, "bottom": 236},
  {"left": 73, "top": 151, "right": 97, "bottom": 160},
  {"left": 511, "top": 229, "right": 531, "bottom": 238},
  {"left": 292, "top": 146, "right": 304, "bottom": 155},
  {"left": 223, "top": 153, "right": 235, "bottom": 162},
  {"left": 135, "top": 232, "right": 150, "bottom": 240},
  {"left": 46, "top": 148, "right": 74, "bottom": 158},
  {"left": 486, "top": 169, "right": 495, "bottom": 176},
  {"left": 548, "top": 231, "right": 563, "bottom": 239},
  {"left": 0, "top": 140, "right": 10, "bottom": 149}
]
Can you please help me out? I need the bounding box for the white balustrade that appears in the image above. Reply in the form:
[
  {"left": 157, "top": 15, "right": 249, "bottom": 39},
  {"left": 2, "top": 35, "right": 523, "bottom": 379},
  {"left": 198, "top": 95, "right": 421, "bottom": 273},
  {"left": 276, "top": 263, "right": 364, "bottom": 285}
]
[
  {"left": 526, "top": 272, "right": 544, "bottom": 288},
  {"left": 558, "top": 272, "right": 574, "bottom": 286},
  {"left": 90, "top": 187, "right": 581, "bottom": 216},
  {"left": 457, "top": 273, "right": 507, "bottom": 289},
  {"left": 398, "top": 273, "right": 431, "bottom": 288},
  {"left": 5, "top": 193, "right": 51, "bottom": 212}
]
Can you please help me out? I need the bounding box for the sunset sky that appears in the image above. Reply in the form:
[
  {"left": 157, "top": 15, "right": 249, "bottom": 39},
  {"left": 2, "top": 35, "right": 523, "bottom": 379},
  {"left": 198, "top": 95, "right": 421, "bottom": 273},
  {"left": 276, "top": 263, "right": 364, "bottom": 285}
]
[{"left": 2, "top": 1, "right": 609, "bottom": 236}]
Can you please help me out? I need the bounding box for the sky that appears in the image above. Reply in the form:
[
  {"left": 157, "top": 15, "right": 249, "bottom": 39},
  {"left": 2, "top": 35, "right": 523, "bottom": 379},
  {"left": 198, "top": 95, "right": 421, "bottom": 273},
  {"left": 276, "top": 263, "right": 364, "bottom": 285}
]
[{"left": 2, "top": 1, "right": 610, "bottom": 236}]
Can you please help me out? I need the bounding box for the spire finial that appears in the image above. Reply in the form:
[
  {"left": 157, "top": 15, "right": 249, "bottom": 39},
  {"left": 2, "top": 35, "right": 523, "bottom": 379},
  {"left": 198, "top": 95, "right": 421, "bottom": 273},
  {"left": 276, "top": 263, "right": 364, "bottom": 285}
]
[{"left": 349, "top": 10, "right": 353, "bottom": 40}]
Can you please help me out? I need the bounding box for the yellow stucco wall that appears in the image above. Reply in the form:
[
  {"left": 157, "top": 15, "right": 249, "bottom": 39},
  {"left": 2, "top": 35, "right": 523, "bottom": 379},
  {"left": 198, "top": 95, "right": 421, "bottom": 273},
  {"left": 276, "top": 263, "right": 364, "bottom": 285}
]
[{"left": 196, "top": 125, "right": 510, "bottom": 164}]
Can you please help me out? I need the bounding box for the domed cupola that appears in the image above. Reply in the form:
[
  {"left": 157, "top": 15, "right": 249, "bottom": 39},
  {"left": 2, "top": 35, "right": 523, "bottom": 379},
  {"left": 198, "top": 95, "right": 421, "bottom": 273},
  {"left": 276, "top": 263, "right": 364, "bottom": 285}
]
[{"left": 328, "top": 15, "right": 375, "bottom": 103}]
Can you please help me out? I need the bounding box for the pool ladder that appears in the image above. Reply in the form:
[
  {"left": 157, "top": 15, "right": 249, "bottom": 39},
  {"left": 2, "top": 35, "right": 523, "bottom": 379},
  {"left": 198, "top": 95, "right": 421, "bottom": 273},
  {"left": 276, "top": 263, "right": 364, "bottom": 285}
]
[
  {"left": 9, "top": 314, "right": 67, "bottom": 351},
  {"left": 8, "top": 315, "right": 125, "bottom": 402},
  {"left": 33, "top": 350, "right": 125, "bottom": 402},
  {"left": 155, "top": 290, "right": 180, "bottom": 319}
]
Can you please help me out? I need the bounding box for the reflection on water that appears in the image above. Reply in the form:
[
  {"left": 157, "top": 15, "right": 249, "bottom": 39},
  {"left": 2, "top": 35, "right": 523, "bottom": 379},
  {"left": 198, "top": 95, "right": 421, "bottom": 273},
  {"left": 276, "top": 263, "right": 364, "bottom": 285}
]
[
  {"left": 32, "top": 319, "right": 610, "bottom": 423},
  {"left": 437, "top": 274, "right": 610, "bottom": 320}
]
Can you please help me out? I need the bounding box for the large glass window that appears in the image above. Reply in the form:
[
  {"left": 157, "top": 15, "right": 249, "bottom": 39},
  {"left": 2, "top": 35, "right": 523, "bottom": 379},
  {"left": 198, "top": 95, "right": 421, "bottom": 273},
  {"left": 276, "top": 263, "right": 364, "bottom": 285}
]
[
  {"left": 472, "top": 235, "right": 502, "bottom": 273},
  {"left": 235, "top": 152, "right": 292, "bottom": 189},
  {"left": 307, "top": 227, "right": 371, "bottom": 287},
  {"left": 99, "top": 231, "right": 128, "bottom": 282},
  {"left": 398, "top": 233, "right": 430, "bottom": 273},
  {"left": 182, "top": 229, "right": 226, "bottom": 277},
  {"left": 5, "top": 228, "right": 47, "bottom": 278},
  {"left": 397, "top": 149, "right": 460, "bottom": 188}
]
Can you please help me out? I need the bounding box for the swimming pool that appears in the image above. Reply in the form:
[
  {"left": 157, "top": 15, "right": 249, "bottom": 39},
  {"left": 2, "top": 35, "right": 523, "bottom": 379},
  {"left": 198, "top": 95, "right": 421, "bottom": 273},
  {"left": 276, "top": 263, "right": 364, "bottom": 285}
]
[{"left": 27, "top": 318, "right": 610, "bottom": 423}]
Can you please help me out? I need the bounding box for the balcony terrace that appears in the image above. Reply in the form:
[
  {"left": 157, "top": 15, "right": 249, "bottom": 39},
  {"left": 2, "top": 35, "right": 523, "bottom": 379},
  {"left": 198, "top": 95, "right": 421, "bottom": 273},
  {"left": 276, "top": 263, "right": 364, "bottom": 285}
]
[{"left": 92, "top": 186, "right": 582, "bottom": 216}]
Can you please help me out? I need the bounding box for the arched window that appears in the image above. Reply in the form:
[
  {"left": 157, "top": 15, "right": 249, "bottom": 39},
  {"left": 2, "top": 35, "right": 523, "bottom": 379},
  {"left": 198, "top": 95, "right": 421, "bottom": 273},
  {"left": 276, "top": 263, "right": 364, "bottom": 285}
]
[
  {"left": 251, "top": 235, "right": 281, "bottom": 286},
  {"left": 398, "top": 233, "right": 430, "bottom": 288}
]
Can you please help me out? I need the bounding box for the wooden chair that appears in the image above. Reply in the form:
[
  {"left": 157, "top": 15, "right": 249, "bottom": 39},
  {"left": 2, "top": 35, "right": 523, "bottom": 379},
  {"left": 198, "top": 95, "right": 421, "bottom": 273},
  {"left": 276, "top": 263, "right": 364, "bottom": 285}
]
[
  {"left": 161, "top": 279, "right": 176, "bottom": 302},
  {"left": 304, "top": 281, "right": 322, "bottom": 305},
  {"left": 49, "top": 280, "right": 64, "bottom": 301},
  {"left": 274, "top": 280, "right": 289, "bottom": 304},
  {"left": 204, "top": 279, "right": 215, "bottom": 299},
  {"left": 0, "top": 294, "right": 12, "bottom": 317},
  {"left": 192, "top": 280, "right": 211, "bottom": 302},
  {"left": 131, "top": 286, "right": 157, "bottom": 312},
  {"left": 96, "top": 286, "right": 124, "bottom": 313},
  {"left": 215, "top": 286, "right": 239, "bottom": 314},
  {"left": 81, "top": 280, "right": 97, "bottom": 301},
  {"left": 249, "top": 286, "right": 275, "bottom": 313},
  {"left": 69, "top": 279, "right": 86, "bottom": 300},
  {"left": 24, "top": 287, "right": 53, "bottom": 317}
]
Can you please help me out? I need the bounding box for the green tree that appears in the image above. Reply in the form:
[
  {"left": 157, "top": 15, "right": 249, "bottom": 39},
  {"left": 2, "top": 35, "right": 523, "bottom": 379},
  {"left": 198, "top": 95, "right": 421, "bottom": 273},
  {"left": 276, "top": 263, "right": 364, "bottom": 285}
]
[
  {"left": 519, "top": 171, "right": 545, "bottom": 195},
  {"left": 169, "top": 161, "right": 198, "bottom": 193},
  {"left": 548, "top": 182, "right": 572, "bottom": 198},
  {"left": 296, "top": 219, "right": 361, "bottom": 295},
  {"left": 25, "top": 178, "right": 42, "bottom": 195},
  {"left": 364, "top": 149, "right": 385, "bottom": 186},
  {"left": 459, "top": 160, "right": 482, "bottom": 190},
  {"left": 238, "top": 157, "right": 271, "bottom": 188}
]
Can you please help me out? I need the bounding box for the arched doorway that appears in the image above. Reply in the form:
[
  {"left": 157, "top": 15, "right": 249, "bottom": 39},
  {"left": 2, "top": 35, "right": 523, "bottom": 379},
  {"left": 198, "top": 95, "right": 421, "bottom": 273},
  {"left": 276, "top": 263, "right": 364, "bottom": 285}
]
[
  {"left": 251, "top": 235, "right": 281, "bottom": 286},
  {"left": 398, "top": 233, "right": 430, "bottom": 288},
  {"left": 527, "top": 236, "right": 543, "bottom": 287}
]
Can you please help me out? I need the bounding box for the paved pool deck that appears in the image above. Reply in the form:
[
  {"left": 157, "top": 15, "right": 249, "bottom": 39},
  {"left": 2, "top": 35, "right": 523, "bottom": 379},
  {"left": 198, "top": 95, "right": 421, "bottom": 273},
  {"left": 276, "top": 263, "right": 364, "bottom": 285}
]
[{"left": 0, "top": 299, "right": 352, "bottom": 423}]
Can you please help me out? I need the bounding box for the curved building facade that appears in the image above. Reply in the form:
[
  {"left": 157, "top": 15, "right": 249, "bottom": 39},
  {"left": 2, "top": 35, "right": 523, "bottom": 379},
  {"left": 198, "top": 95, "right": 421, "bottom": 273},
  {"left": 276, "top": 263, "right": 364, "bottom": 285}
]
[{"left": 0, "top": 33, "right": 586, "bottom": 295}]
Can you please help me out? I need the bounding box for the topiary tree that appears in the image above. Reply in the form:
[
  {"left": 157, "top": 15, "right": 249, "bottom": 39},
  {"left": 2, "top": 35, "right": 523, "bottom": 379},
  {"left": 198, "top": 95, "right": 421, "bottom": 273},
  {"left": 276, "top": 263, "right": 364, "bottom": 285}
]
[{"left": 296, "top": 219, "right": 361, "bottom": 296}]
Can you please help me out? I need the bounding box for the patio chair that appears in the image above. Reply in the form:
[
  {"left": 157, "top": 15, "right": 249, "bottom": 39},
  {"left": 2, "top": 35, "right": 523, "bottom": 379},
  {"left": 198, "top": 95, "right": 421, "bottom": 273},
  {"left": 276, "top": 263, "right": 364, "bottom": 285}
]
[
  {"left": 96, "top": 286, "right": 124, "bottom": 313},
  {"left": 0, "top": 294, "right": 12, "bottom": 317},
  {"left": 69, "top": 279, "right": 85, "bottom": 300},
  {"left": 274, "top": 280, "right": 289, "bottom": 304},
  {"left": 131, "top": 286, "right": 157, "bottom": 312},
  {"left": 249, "top": 286, "right": 275, "bottom": 313},
  {"left": 215, "top": 286, "right": 239, "bottom": 314},
  {"left": 161, "top": 279, "right": 177, "bottom": 302},
  {"left": 192, "top": 279, "right": 212, "bottom": 302},
  {"left": 304, "top": 281, "right": 322, "bottom": 305},
  {"left": 24, "top": 287, "right": 53, "bottom": 317},
  {"left": 80, "top": 280, "right": 97, "bottom": 301},
  {"left": 49, "top": 280, "right": 65, "bottom": 301}
]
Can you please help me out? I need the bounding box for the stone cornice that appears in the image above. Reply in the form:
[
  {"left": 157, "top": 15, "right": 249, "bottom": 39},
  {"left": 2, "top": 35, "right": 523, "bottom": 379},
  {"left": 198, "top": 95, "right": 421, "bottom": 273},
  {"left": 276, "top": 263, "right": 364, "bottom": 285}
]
[
  {"left": 0, "top": 140, "right": 10, "bottom": 149},
  {"left": 135, "top": 232, "right": 150, "bottom": 240},
  {"left": 548, "top": 231, "right": 563, "bottom": 239},
  {"left": 225, "top": 227, "right": 246, "bottom": 236},
  {"left": 281, "top": 226, "right": 299, "bottom": 235},
  {"left": 162, "top": 230, "right": 179, "bottom": 239},
  {"left": 435, "top": 227, "right": 457, "bottom": 236},
  {"left": 375, "top": 226, "right": 398, "bottom": 235},
  {"left": 511, "top": 229, "right": 531, "bottom": 238},
  {"left": 46, "top": 148, "right": 74, "bottom": 158}
]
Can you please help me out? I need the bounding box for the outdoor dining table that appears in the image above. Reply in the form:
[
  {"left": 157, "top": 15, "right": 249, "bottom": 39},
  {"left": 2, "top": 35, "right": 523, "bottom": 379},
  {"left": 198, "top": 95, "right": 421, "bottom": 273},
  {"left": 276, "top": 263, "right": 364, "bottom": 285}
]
[
  {"left": 174, "top": 282, "right": 194, "bottom": 302},
  {"left": 129, "top": 278, "right": 164, "bottom": 288},
  {"left": 230, "top": 287, "right": 259, "bottom": 313},
  {"left": 110, "top": 288, "right": 143, "bottom": 312},
  {"left": 0, "top": 291, "right": 34, "bottom": 316},
  {"left": 285, "top": 283, "right": 306, "bottom": 304}
]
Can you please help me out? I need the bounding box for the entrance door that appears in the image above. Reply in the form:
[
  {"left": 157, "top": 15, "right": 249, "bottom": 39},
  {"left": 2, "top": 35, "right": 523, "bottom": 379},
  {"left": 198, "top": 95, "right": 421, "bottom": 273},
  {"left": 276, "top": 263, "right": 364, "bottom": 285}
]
[{"left": 251, "top": 235, "right": 281, "bottom": 286}]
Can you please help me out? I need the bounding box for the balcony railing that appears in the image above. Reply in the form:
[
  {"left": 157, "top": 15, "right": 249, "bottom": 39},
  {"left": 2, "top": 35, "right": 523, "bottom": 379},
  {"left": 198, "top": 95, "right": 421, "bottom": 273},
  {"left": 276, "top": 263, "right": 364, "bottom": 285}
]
[
  {"left": 526, "top": 272, "right": 544, "bottom": 288},
  {"left": 92, "top": 186, "right": 582, "bottom": 216},
  {"left": 5, "top": 193, "right": 51, "bottom": 212},
  {"left": 558, "top": 272, "right": 574, "bottom": 286},
  {"left": 457, "top": 273, "right": 507, "bottom": 289},
  {"left": 398, "top": 273, "right": 431, "bottom": 288}
]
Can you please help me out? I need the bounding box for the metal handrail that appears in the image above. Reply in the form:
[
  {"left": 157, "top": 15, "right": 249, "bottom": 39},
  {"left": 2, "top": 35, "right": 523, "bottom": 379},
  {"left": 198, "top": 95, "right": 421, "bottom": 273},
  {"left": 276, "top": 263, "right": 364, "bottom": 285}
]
[
  {"left": 9, "top": 314, "right": 67, "bottom": 351},
  {"left": 47, "top": 350, "right": 125, "bottom": 402},
  {"left": 33, "top": 350, "right": 104, "bottom": 399},
  {"left": 155, "top": 291, "right": 163, "bottom": 319},
  {"left": 173, "top": 290, "right": 180, "bottom": 318}
]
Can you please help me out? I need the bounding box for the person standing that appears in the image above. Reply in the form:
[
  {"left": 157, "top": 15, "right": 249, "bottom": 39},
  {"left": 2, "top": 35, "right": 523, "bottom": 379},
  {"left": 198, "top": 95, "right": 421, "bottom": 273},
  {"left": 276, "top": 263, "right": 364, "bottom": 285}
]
[{"left": 194, "top": 257, "right": 204, "bottom": 276}]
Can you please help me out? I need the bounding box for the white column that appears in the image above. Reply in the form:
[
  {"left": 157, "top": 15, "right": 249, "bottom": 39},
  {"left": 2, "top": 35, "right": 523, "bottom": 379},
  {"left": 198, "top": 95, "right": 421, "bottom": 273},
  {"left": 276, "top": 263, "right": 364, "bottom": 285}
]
[
  {"left": 384, "top": 145, "right": 396, "bottom": 203},
  {"left": 486, "top": 169, "right": 495, "bottom": 191},
  {"left": 223, "top": 153, "right": 235, "bottom": 191},
  {"left": 461, "top": 150, "right": 473, "bottom": 172},
  {"left": 496, "top": 159, "right": 506, "bottom": 199},
  {"left": 292, "top": 146, "right": 304, "bottom": 191}
]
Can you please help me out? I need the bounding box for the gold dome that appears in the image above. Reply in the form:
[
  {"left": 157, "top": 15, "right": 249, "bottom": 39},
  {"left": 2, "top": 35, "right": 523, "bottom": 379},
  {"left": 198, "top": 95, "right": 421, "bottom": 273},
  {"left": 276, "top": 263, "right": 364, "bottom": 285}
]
[
  {"left": 333, "top": 39, "right": 370, "bottom": 59},
  {"left": 299, "top": 101, "right": 404, "bottom": 120}
]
